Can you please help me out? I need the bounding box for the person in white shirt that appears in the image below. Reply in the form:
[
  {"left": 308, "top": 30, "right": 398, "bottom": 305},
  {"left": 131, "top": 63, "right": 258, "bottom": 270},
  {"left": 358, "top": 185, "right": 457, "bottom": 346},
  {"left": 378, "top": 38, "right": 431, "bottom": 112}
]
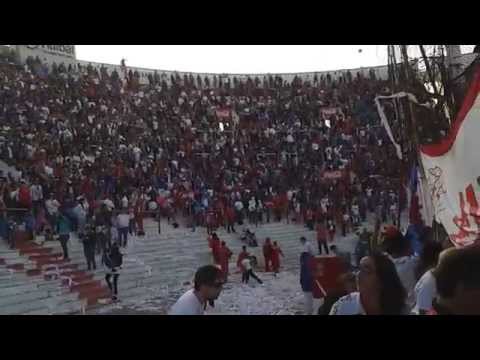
[
  {"left": 381, "top": 226, "right": 418, "bottom": 310},
  {"left": 411, "top": 242, "right": 445, "bottom": 314},
  {"left": 241, "top": 256, "right": 263, "bottom": 284},
  {"left": 30, "top": 180, "right": 43, "bottom": 215},
  {"left": 121, "top": 195, "right": 129, "bottom": 209},
  {"left": 170, "top": 265, "right": 225, "bottom": 315},
  {"left": 234, "top": 199, "right": 244, "bottom": 222},
  {"left": 73, "top": 197, "right": 88, "bottom": 237},
  {"left": 117, "top": 209, "right": 130, "bottom": 248},
  {"left": 45, "top": 195, "right": 60, "bottom": 232},
  {"left": 330, "top": 252, "right": 407, "bottom": 315}
]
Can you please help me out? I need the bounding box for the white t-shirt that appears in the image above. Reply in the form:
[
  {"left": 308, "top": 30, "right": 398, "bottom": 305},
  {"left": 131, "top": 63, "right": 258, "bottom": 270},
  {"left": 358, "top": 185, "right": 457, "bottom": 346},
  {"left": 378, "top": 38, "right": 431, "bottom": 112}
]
[
  {"left": 351, "top": 205, "right": 359, "bottom": 216},
  {"left": 117, "top": 214, "right": 130, "bottom": 228},
  {"left": 30, "top": 185, "right": 43, "bottom": 201},
  {"left": 248, "top": 199, "right": 256, "bottom": 211},
  {"left": 391, "top": 255, "right": 419, "bottom": 309},
  {"left": 412, "top": 270, "right": 437, "bottom": 314},
  {"left": 169, "top": 289, "right": 205, "bottom": 315},
  {"left": 302, "top": 241, "right": 314, "bottom": 255},
  {"left": 330, "top": 292, "right": 365, "bottom": 315},
  {"left": 45, "top": 199, "right": 60, "bottom": 215},
  {"left": 235, "top": 201, "right": 244, "bottom": 211},
  {"left": 241, "top": 258, "right": 252, "bottom": 271}
]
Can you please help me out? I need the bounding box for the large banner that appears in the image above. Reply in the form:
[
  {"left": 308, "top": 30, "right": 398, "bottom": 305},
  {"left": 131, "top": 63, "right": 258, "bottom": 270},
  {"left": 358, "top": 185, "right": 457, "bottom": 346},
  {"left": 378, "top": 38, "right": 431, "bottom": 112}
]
[
  {"left": 419, "top": 65, "right": 480, "bottom": 247},
  {"left": 15, "top": 45, "right": 76, "bottom": 65}
]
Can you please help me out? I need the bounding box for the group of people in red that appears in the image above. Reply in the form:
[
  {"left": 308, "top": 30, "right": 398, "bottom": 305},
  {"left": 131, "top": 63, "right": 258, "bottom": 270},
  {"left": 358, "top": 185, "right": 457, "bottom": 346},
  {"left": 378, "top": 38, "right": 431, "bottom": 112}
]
[{"left": 208, "top": 232, "right": 284, "bottom": 282}]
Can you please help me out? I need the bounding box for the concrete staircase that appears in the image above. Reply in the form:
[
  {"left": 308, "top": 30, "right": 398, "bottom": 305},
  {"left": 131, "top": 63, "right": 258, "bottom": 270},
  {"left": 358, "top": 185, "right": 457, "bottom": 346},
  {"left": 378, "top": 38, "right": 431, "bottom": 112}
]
[{"left": 1, "top": 216, "right": 360, "bottom": 315}]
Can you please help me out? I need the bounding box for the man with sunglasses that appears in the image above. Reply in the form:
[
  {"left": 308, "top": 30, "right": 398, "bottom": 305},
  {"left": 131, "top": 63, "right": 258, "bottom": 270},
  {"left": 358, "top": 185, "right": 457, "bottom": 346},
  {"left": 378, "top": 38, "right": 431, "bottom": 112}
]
[{"left": 169, "top": 265, "right": 225, "bottom": 315}]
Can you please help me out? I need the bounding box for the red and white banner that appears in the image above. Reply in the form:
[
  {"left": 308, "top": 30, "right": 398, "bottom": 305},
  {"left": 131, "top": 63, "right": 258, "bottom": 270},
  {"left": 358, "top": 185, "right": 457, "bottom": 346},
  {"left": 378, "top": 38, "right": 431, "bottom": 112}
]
[{"left": 420, "top": 65, "right": 480, "bottom": 247}]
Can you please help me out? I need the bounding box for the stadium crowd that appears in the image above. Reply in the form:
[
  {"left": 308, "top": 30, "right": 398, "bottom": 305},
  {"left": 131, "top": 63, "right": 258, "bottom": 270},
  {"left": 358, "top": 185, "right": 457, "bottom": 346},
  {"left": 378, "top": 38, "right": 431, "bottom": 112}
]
[
  {"left": 2, "top": 52, "right": 478, "bottom": 315},
  {"left": 0, "top": 55, "right": 402, "bottom": 244}
]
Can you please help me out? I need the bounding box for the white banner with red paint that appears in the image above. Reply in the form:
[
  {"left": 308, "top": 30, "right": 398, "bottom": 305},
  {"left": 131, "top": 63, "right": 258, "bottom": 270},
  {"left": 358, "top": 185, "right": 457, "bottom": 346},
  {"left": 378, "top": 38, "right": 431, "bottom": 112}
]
[{"left": 419, "top": 65, "right": 480, "bottom": 247}]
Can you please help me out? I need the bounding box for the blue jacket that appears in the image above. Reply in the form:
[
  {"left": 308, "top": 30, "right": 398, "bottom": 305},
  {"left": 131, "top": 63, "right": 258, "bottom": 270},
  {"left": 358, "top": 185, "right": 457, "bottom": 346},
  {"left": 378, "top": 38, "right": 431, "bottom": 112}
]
[
  {"left": 57, "top": 215, "right": 72, "bottom": 235},
  {"left": 300, "top": 252, "right": 313, "bottom": 292}
]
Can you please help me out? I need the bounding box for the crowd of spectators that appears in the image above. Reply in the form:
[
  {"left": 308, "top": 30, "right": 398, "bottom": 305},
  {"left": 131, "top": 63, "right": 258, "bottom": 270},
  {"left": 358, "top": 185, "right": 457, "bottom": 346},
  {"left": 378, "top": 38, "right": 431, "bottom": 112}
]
[
  {"left": 1, "top": 51, "right": 480, "bottom": 315},
  {"left": 0, "top": 54, "right": 404, "bottom": 249}
]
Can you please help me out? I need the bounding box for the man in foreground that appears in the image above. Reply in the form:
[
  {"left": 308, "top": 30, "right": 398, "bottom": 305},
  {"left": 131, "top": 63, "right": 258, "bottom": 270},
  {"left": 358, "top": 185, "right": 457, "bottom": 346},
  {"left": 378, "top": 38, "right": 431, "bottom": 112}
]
[
  {"left": 169, "top": 265, "right": 225, "bottom": 315},
  {"left": 431, "top": 246, "right": 480, "bottom": 315}
]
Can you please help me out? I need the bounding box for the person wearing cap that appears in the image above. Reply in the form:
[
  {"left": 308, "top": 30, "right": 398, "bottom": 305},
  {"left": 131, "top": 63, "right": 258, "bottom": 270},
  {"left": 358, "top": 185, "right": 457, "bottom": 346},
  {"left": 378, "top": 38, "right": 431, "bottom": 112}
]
[
  {"left": 169, "top": 265, "right": 225, "bottom": 315},
  {"left": 381, "top": 225, "right": 418, "bottom": 310}
]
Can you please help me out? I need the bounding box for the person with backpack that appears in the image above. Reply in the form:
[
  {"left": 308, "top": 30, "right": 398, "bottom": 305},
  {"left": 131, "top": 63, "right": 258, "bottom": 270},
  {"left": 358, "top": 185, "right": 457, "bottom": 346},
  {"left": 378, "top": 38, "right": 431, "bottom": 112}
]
[{"left": 103, "top": 242, "right": 123, "bottom": 301}]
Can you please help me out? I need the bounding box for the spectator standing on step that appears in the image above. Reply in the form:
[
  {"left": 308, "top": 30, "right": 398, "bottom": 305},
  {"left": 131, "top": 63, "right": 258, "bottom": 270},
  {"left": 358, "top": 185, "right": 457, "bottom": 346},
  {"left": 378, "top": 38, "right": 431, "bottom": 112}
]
[
  {"left": 82, "top": 223, "right": 97, "bottom": 271},
  {"left": 45, "top": 193, "right": 60, "bottom": 233},
  {"left": 218, "top": 241, "right": 233, "bottom": 281},
  {"left": 271, "top": 241, "right": 284, "bottom": 275},
  {"left": 169, "top": 265, "right": 225, "bottom": 315},
  {"left": 316, "top": 221, "right": 329, "bottom": 255},
  {"left": 209, "top": 233, "right": 221, "bottom": 265},
  {"left": 300, "top": 236, "right": 314, "bottom": 314},
  {"left": 103, "top": 242, "right": 123, "bottom": 302},
  {"left": 263, "top": 237, "right": 273, "bottom": 272},
  {"left": 116, "top": 209, "right": 130, "bottom": 248},
  {"left": 57, "top": 211, "right": 72, "bottom": 261},
  {"left": 225, "top": 203, "right": 236, "bottom": 233}
]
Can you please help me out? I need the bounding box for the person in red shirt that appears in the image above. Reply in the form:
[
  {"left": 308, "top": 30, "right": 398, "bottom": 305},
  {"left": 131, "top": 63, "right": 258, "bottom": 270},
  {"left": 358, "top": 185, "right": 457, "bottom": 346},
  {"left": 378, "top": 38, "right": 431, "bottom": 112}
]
[
  {"left": 209, "top": 233, "right": 221, "bottom": 265},
  {"left": 18, "top": 180, "right": 32, "bottom": 210},
  {"left": 316, "top": 221, "right": 329, "bottom": 255},
  {"left": 262, "top": 237, "right": 273, "bottom": 272},
  {"left": 271, "top": 241, "right": 284, "bottom": 275},
  {"left": 225, "top": 204, "right": 236, "bottom": 233},
  {"left": 218, "top": 241, "right": 233, "bottom": 281}
]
